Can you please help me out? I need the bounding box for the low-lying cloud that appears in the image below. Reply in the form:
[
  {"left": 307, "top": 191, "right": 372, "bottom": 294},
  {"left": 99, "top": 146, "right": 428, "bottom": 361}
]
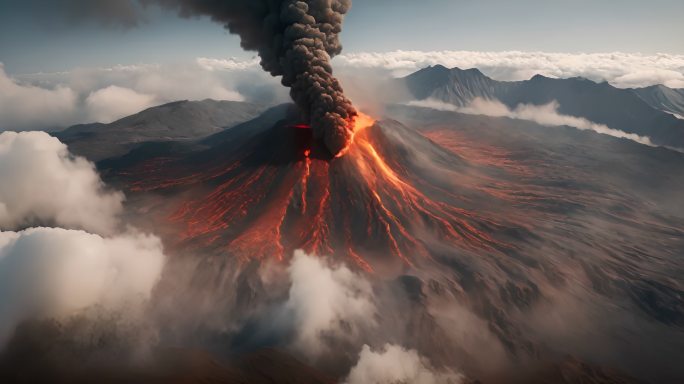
[
  {"left": 85, "top": 85, "right": 157, "bottom": 123},
  {"left": 0, "top": 227, "right": 164, "bottom": 347},
  {"left": 2, "top": 61, "right": 281, "bottom": 131},
  {"left": 345, "top": 344, "right": 463, "bottom": 384},
  {"left": 335, "top": 50, "right": 684, "bottom": 88},
  {"left": 0, "top": 131, "right": 166, "bottom": 349},
  {"left": 0, "top": 131, "right": 124, "bottom": 234},
  {"left": 408, "top": 98, "right": 656, "bottom": 147},
  {"left": 0, "top": 65, "right": 79, "bottom": 131}
]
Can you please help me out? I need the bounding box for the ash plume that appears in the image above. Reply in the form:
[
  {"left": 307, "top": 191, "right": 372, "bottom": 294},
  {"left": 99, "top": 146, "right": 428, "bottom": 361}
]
[{"left": 149, "top": 0, "right": 358, "bottom": 155}]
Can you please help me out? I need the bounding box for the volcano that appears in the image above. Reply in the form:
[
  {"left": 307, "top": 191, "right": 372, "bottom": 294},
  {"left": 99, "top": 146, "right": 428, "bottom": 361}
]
[
  {"left": 112, "top": 105, "right": 522, "bottom": 276},
  {"left": 99, "top": 103, "right": 684, "bottom": 382}
]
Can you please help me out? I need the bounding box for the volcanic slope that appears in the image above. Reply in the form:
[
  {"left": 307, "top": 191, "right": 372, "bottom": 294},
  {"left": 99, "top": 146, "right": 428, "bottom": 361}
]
[
  {"left": 105, "top": 104, "right": 684, "bottom": 382},
  {"left": 109, "top": 104, "right": 516, "bottom": 275}
]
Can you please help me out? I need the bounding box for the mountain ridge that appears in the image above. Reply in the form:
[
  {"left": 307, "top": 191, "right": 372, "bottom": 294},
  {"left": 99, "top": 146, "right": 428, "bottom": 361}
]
[
  {"left": 401, "top": 66, "right": 684, "bottom": 148},
  {"left": 54, "top": 99, "right": 268, "bottom": 161}
]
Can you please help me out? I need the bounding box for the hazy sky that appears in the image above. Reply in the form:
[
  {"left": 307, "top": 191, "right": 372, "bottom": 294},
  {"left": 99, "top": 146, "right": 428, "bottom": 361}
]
[{"left": 0, "top": 0, "right": 683, "bottom": 74}]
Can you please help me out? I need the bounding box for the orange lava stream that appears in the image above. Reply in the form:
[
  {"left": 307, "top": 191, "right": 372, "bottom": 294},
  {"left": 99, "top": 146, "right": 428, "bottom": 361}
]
[
  {"left": 300, "top": 149, "right": 311, "bottom": 214},
  {"left": 335, "top": 112, "right": 376, "bottom": 158},
  {"left": 344, "top": 125, "right": 505, "bottom": 255}
]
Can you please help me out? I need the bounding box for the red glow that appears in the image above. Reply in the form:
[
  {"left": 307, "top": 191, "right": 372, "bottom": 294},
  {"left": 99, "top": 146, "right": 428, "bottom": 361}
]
[{"left": 290, "top": 124, "right": 311, "bottom": 129}]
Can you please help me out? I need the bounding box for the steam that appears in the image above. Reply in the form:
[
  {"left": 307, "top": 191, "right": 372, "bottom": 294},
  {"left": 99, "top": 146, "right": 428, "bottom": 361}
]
[
  {"left": 282, "top": 250, "right": 375, "bottom": 358},
  {"left": 149, "top": 0, "right": 357, "bottom": 155},
  {"left": 345, "top": 344, "right": 463, "bottom": 384},
  {"left": 408, "top": 98, "right": 657, "bottom": 147}
]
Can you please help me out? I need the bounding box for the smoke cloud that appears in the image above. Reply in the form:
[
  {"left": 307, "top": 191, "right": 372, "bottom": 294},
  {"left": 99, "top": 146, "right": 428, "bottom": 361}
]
[
  {"left": 0, "top": 131, "right": 124, "bottom": 234},
  {"left": 148, "top": 0, "right": 357, "bottom": 155},
  {"left": 408, "top": 97, "right": 657, "bottom": 148},
  {"left": 345, "top": 344, "right": 463, "bottom": 384}
]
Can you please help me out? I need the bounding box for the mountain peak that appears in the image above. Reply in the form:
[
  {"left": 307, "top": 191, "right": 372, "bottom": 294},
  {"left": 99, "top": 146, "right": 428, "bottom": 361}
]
[
  {"left": 451, "top": 66, "right": 485, "bottom": 76},
  {"left": 430, "top": 64, "right": 450, "bottom": 71},
  {"left": 530, "top": 74, "right": 550, "bottom": 81}
]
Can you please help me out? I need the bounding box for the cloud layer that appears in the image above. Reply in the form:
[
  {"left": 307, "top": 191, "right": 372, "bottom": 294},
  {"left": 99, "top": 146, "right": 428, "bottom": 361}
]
[
  {"left": 4, "top": 50, "right": 684, "bottom": 130},
  {"left": 408, "top": 98, "right": 656, "bottom": 147},
  {"left": 1, "top": 61, "right": 275, "bottom": 131},
  {"left": 335, "top": 50, "right": 684, "bottom": 88}
]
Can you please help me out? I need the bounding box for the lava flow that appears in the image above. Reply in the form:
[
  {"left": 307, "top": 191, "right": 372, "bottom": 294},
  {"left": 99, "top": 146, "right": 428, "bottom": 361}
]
[{"left": 121, "top": 110, "right": 514, "bottom": 274}]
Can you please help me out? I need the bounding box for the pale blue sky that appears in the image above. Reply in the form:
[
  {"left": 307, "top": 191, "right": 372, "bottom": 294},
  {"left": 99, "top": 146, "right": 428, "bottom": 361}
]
[{"left": 1, "top": 0, "right": 683, "bottom": 74}]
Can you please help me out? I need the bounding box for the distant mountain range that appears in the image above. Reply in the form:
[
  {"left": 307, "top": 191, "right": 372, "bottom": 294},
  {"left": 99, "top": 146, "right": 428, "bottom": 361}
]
[
  {"left": 54, "top": 100, "right": 268, "bottom": 161},
  {"left": 632, "top": 84, "right": 684, "bottom": 118},
  {"left": 401, "top": 65, "right": 684, "bottom": 148}
]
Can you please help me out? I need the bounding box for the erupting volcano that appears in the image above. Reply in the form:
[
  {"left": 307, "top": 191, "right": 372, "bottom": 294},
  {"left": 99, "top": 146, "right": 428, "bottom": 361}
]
[{"left": 117, "top": 105, "right": 529, "bottom": 277}]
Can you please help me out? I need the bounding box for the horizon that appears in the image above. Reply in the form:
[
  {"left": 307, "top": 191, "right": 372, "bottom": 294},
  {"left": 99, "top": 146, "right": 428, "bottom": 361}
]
[{"left": 1, "top": 0, "right": 684, "bottom": 74}]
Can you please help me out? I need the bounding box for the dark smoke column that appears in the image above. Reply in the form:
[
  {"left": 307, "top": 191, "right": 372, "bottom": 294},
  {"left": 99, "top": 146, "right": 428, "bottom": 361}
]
[{"left": 151, "top": 0, "right": 357, "bottom": 155}]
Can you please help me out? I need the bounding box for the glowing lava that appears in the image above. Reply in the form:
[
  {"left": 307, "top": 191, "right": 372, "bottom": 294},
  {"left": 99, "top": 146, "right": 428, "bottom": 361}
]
[
  {"left": 335, "top": 112, "right": 376, "bottom": 158},
  {"left": 121, "top": 115, "right": 514, "bottom": 273}
]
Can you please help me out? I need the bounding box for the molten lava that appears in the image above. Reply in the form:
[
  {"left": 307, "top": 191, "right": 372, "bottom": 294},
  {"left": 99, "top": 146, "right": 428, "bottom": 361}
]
[
  {"left": 121, "top": 115, "right": 515, "bottom": 274},
  {"left": 335, "top": 112, "right": 376, "bottom": 158}
]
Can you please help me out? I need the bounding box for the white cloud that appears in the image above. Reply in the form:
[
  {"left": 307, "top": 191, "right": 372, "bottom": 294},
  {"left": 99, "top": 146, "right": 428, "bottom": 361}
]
[
  {"left": 0, "top": 227, "right": 165, "bottom": 347},
  {"left": 345, "top": 344, "right": 463, "bottom": 384},
  {"left": 2, "top": 61, "right": 263, "bottom": 130},
  {"left": 5, "top": 50, "right": 684, "bottom": 131},
  {"left": 335, "top": 50, "right": 684, "bottom": 88},
  {"left": 408, "top": 98, "right": 656, "bottom": 147},
  {"left": 0, "top": 131, "right": 167, "bottom": 348},
  {"left": 130, "top": 64, "right": 246, "bottom": 103},
  {"left": 85, "top": 85, "right": 157, "bottom": 123},
  {"left": 612, "top": 69, "right": 684, "bottom": 89},
  {"left": 0, "top": 131, "right": 124, "bottom": 234},
  {"left": 406, "top": 99, "right": 462, "bottom": 113},
  {"left": 0, "top": 64, "right": 79, "bottom": 130},
  {"left": 284, "top": 250, "right": 375, "bottom": 357},
  {"left": 196, "top": 57, "right": 260, "bottom": 71}
]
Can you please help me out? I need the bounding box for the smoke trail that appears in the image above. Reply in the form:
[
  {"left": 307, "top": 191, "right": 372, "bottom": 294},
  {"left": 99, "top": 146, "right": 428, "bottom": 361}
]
[{"left": 149, "top": 0, "right": 358, "bottom": 155}]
